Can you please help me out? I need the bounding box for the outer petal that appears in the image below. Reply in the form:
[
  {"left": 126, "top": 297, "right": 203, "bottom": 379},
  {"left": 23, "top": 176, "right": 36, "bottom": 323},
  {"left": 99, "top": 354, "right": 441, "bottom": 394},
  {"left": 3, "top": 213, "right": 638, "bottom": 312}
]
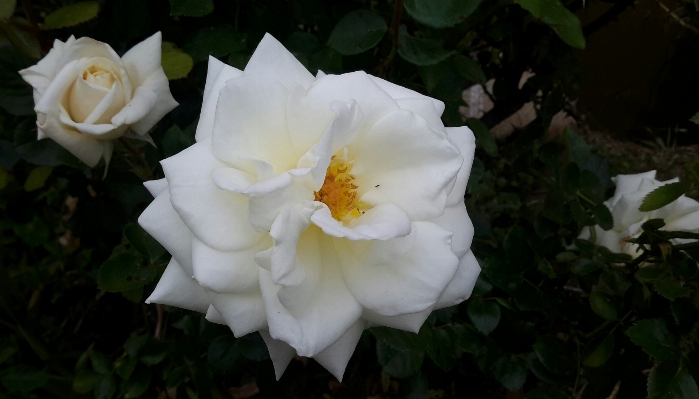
[
  {"left": 138, "top": 189, "right": 194, "bottom": 274},
  {"left": 431, "top": 201, "right": 474, "bottom": 259},
  {"left": 260, "top": 332, "right": 296, "bottom": 380},
  {"left": 143, "top": 178, "right": 168, "bottom": 197},
  {"left": 161, "top": 138, "right": 264, "bottom": 252},
  {"left": 38, "top": 112, "right": 106, "bottom": 167},
  {"left": 369, "top": 75, "right": 445, "bottom": 116},
  {"left": 205, "top": 305, "right": 226, "bottom": 325},
  {"left": 434, "top": 251, "right": 481, "bottom": 309},
  {"left": 146, "top": 258, "right": 210, "bottom": 313},
  {"left": 362, "top": 308, "right": 432, "bottom": 333},
  {"left": 196, "top": 57, "right": 244, "bottom": 142},
  {"left": 111, "top": 85, "right": 159, "bottom": 130},
  {"left": 244, "top": 33, "right": 315, "bottom": 91},
  {"left": 313, "top": 319, "right": 366, "bottom": 381},
  {"left": 210, "top": 291, "right": 268, "bottom": 337},
  {"left": 311, "top": 203, "right": 412, "bottom": 241},
  {"left": 352, "top": 110, "right": 462, "bottom": 221},
  {"left": 19, "top": 37, "right": 69, "bottom": 95},
  {"left": 395, "top": 98, "right": 445, "bottom": 133},
  {"left": 126, "top": 69, "right": 178, "bottom": 135},
  {"left": 120, "top": 32, "right": 163, "bottom": 88},
  {"left": 445, "top": 126, "right": 476, "bottom": 206},
  {"left": 336, "top": 221, "right": 459, "bottom": 316}
]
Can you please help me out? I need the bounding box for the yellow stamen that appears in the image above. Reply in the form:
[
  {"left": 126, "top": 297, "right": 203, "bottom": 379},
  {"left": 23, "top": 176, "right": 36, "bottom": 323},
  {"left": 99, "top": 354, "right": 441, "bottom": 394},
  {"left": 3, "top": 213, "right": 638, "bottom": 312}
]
[{"left": 314, "top": 154, "right": 367, "bottom": 223}]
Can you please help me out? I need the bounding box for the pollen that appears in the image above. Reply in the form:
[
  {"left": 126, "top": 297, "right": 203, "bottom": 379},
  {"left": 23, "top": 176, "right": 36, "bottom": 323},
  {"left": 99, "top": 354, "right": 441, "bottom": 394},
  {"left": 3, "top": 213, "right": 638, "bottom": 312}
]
[{"left": 314, "top": 153, "right": 367, "bottom": 223}]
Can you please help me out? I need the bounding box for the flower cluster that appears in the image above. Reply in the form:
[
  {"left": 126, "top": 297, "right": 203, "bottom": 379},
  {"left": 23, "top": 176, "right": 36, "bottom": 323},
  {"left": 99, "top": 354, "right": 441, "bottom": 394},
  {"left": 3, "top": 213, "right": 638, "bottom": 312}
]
[
  {"left": 579, "top": 170, "right": 699, "bottom": 257},
  {"left": 19, "top": 32, "right": 178, "bottom": 167},
  {"left": 138, "top": 34, "right": 480, "bottom": 379}
]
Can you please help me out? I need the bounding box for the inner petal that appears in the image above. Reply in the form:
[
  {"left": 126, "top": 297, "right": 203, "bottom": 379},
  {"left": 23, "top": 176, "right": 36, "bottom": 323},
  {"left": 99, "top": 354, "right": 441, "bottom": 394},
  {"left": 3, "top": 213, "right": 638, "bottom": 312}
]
[{"left": 314, "top": 149, "right": 370, "bottom": 224}]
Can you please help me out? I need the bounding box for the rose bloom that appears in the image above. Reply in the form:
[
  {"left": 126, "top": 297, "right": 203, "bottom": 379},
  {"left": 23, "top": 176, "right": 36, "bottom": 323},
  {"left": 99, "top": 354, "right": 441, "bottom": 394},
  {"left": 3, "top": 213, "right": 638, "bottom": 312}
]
[
  {"left": 139, "top": 34, "right": 480, "bottom": 380},
  {"left": 19, "top": 32, "right": 178, "bottom": 167},
  {"left": 579, "top": 170, "right": 699, "bottom": 257}
]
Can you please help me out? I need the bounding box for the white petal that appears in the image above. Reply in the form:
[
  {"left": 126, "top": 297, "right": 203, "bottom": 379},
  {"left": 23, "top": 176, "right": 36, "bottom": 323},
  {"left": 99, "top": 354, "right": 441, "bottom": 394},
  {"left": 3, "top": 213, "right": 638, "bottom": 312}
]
[
  {"left": 313, "top": 319, "right": 366, "bottom": 382},
  {"left": 126, "top": 69, "right": 178, "bottom": 135},
  {"left": 445, "top": 126, "right": 476, "bottom": 206},
  {"left": 146, "top": 258, "right": 210, "bottom": 313},
  {"left": 597, "top": 228, "right": 624, "bottom": 253},
  {"left": 120, "top": 32, "right": 162, "bottom": 88},
  {"left": 434, "top": 251, "right": 481, "bottom": 309},
  {"left": 143, "top": 178, "right": 168, "bottom": 197},
  {"left": 196, "top": 57, "right": 244, "bottom": 142},
  {"left": 110, "top": 85, "right": 158, "bottom": 129},
  {"left": 67, "top": 72, "right": 110, "bottom": 123},
  {"left": 34, "top": 59, "right": 81, "bottom": 119},
  {"left": 362, "top": 308, "right": 432, "bottom": 333},
  {"left": 210, "top": 291, "right": 268, "bottom": 337},
  {"left": 212, "top": 75, "right": 298, "bottom": 174},
  {"left": 260, "top": 331, "right": 296, "bottom": 380},
  {"left": 336, "top": 221, "right": 459, "bottom": 316},
  {"left": 259, "top": 232, "right": 362, "bottom": 357},
  {"left": 19, "top": 38, "right": 68, "bottom": 96},
  {"left": 36, "top": 112, "right": 106, "bottom": 167},
  {"left": 369, "top": 75, "right": 445, "bottom": 116},
  {"left": 430, "top": 201, "right": 474, "bottom": 259},
  {"left": 265, "top": 203, "right": 317, "bottom": 288},
  {"left": 244, "top": 33, "right": 315, "bottom": 91},
  {"left": 352, "top": 110, "right": 462, "bottom": 221},
  {"left": 161, "top": 138, "right": 264, "bottom": 252},
  {"left": 191, "top": 235, "right": 270, "bottom": 294},
  {"left": 610, "top": 170, "right": 656, "bottom": 205},
  {"left": 205, "top": 305, "right": 227, "bottom": 325},
  {"left": 311, "top": 202, "right": 412, "bottom": 241},
  {"left": 138, "top": 189, "right": 194, "bottom": 275},
  {"left": 611, "top": 191, "right": 646, "bottom": 231},
  {"left": 53, "top": 37, "right": 123, "bottom": 73},
  {"left": 58, "top": 109, "right": 125, "bottom": 139},
  {"left": 395, "top": 98, "right": 446, "bottom": 133},
  {"left": 285, "top": 85, "right": 335, "bottom": 158},
  {"left": 666, "top": 209, "right": 699, "bottom": 232}
]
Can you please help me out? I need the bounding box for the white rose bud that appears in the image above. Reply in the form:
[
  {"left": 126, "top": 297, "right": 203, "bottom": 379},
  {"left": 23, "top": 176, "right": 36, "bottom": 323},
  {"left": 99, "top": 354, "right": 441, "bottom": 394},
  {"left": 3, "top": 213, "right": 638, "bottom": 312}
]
[
  {"left": 19, "top": 32, "right": 178, "bottom": 167},
  {"left": 139, "top": 34, "right": 481, "bottom": 381},
  {"left": 579, "top": 170, "right": 699, "bottom": 257}
]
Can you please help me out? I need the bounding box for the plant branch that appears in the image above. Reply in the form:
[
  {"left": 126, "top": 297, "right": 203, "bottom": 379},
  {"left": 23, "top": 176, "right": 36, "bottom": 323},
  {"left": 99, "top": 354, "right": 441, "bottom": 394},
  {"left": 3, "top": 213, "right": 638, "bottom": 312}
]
[
  {"left": 378, "top": 0, "right": 403, "bottom": 77},
  {"left": 20, "top": 0, "right": 39, "bottom": 30},
  {"left": 154, "top": 304, "right": 164, "bottom": 340}
]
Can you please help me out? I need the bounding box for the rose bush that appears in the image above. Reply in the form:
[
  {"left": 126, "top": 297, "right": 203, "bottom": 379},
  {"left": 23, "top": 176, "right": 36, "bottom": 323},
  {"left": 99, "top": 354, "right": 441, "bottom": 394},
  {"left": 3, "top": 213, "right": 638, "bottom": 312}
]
[
  {"left": 19, "top": 32, "right": 178, "bottom": 167},
  {"left": 138, "top": 34, "right": 480, "bottom": 380},
  {"left": 579, "top": 170, "right": 699, "bottom": 257}
]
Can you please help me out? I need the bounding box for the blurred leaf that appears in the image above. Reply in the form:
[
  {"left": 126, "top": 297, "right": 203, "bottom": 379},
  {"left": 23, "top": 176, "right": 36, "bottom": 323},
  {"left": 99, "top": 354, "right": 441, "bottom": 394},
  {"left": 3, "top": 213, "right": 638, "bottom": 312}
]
[
  {"left": 492, "top": 355, "right": 527, "bottom": 391},
  {"left": 94, "top": 373, "right": 116, "bottom": 399},
  {"left": 532, "top": 335, "right": 576, "bottom": 377},
  {"left": 564, "top": 128, "right": 591, "bottom": 166},
  {"left": 639, "top": 182, "right": 686, "bottom": 212},
  {"left": 515, "top": 0, "right": 585, "bottom": 49},
  {"left": 654, "top": 276, "right": 690, "bottom": 300},
  {"left": 327, "top": 9, "right": 387, "bottom": 55},
  {"left": 208, "top": 335, "right": 242, "bottom": 374},
  {"left": 467, "top": 299, "right": 500, "bottom": 335},
  {"left": 115, "top": 357, "right": 137, "bottom": 380},
  {"left": 600, "top": 270, "right": 631, "bottom": 295},
  {"left": 73, "top": 370, "right": 103, "bottom": 394},
  {"left": 41, "top": 2, "right": 100, "bottom": 30},
  {"left": 162, "top": 42, "right": 194, "bottom": 80},
  {"left": 691, "top": 111, "right": 699, "bottom": 125},
  {"left": 0, "top": 366, "right": 48, "bottom": 393},
  {"left": 238, "top": 333, "right": 269, "bottom": 361},
  {"left": 572, "top": 258, "right": 602, "bottom": 275},
  {"left": 0, "top": 0, "right": 15, "bottom": 19},
  {"left": 466, "top": 118, "right": 497, "bottom": 156},
  {"left": 483, "top": 255, "right": 524, "bottom": 291},
  {"left": 123, "top": 334, "right": 149, "bottom": 358},
  {"left": 626, "top": 319, "right": 680, "bottom": 361},
  {"left": 635, "top": 265, "right": 666, "bottom": 282},
  {"left": 169, "top": 0, "right": 213, "bottom": 17},
  {"left": 97, "top": 252, "right": 156, "bottom": 293},
  {"left": 13, "top": 215, "right": 50, "bottom": 246},
  {"left": 15, "top": 139, "right": 85, "bottom": 168},
  {"left": 642, "top": 218, "right": 666, "bottom": 232},
  {"left": 525, "top": 386, "right": 569, "bottom": 399},
  {"left": 404, "top": 0, "right": 484, "bottom": 28},
  {"left": 90, "top": 351, "right": 111, "bottom": 374},
  {"left": 376, "top": 339, "right": 424, "bottom": 378},
  {"left": 648, "top": 361, "right": 699, "bottom": 399},
  {"left": 23, "top": 166, "right": 52, "bottom": 192},
  {"left": 309, "top": 48, "right": 343, "bottom": 74},
  {"left": 589, "top": 291, "right": 618, "bottom": 321},
  {"left": 122, "top": 367, "right": 150, "bottom": 399},
  {"left": 452, "top": 54, "right": 486, "bottom": 84},
  {"left": 183, "top": 25, "right": 246, "bottom": 62},
  {"left": 161, "top": 124, "right": 193, "bottom": 158},
  {"left": 582, "top": 334, "right": 614, "bottom": 367},
  {"left": 592, "top": 204, "right": 613, "bottom": 231},
  {"left": 123, "top": 224, "right": 166, "bottom": 264},
  {"left": 418, "top": 62, "right": 444, "bottom": 92},
  {"left": 397, "top": 30, "right": 453, "bottom": 66},
  {"left": 0, "top": 21, "right": 40, "bottom": 59},
  {"left": 472, "top": 275, "right": 493, "bottom": 296},
  {"left": 285, "top": 32, "right": 321, "bottom": 58}
]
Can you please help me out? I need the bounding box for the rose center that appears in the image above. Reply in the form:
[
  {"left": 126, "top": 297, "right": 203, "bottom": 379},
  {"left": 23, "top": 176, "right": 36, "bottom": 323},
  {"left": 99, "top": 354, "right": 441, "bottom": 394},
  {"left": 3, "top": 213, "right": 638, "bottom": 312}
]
[
  {"left": 314, "top": 153, "right": 366, "bottom": 223},
  {"left": 82, "top": 66, "right": 115, "bottom": 89}
]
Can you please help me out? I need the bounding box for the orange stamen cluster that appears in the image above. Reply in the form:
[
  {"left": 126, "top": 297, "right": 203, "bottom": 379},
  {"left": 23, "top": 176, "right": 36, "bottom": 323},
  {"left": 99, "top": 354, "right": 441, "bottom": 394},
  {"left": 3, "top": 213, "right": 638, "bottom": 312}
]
[{"left": 314, "top": 155, "right": 363, "bottom": 223}]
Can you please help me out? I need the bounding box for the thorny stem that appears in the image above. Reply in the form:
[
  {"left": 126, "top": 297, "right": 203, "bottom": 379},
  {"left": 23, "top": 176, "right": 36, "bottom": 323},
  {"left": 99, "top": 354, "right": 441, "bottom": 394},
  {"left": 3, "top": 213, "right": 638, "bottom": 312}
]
[
  {"left": 118, "top": 137, "right": 154, "bottom": 180},
  {"left": 378, "top": 0, "right": 403, "bottom": 77}
]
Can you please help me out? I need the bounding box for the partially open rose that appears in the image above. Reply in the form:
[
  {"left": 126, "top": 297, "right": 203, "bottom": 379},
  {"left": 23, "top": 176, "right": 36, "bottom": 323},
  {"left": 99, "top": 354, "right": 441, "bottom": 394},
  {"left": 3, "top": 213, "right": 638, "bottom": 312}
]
[
  {"left": 139, "top": 34, "right": 480, "bottom": 380},
  {"left": 19, "top": 32, "right": 178, "bottom": 167}
]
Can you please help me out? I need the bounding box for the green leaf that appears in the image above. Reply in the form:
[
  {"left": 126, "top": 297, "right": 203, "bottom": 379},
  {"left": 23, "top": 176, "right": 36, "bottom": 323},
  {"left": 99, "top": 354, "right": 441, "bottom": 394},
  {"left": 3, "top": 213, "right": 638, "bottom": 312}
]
[
  {"left": 532, "top": 335, "right": 576, "bottom": 377},
  {"left": 452, "top": 54, "right": 487, "bottom": 84},
  {"left": 376, "top": 339, "right": 424, "bottom": 378},
  {"left": 0, "top": 20, "right": 41, "bottom": 59},
  {"left": 397, "top": 30, "right": 453, "bottom": 66},
  {"left": 648, "top": 361, "right": 699, "bottom": 399},
  {"left": 0, "top": 0, "right": 15, "bottom": 19},
  {"left": 162, "top": 42, "right": 193, "bottom": 80},
  {"left": 162, "top": 124, "right": 193, "bottom": 158},
  {"left": 0, "top": 366, "right": 48, "bottom": 393},
  {"left": 13, "top": 215, "right": 50, "bottom": 247},
  {"left": 327, "top": 9, "right": 387, "bottom": 55},
  {"left": 403, "top": 0, "right": 484, "bottom": 28},
  {"left": 23, "top": 166, "right": 52, "bottom": 192},
  {"left": 589, "top": 291, "right": 618, "bottom": 321},
  {"left": 515, "top": 0, "right": 585, "bottom": 49},
  {"left": 654, "top": 276, "right": 690, "bottom": 300},
  {"left": 122, "top": 367, "right": 150, "bottom": 399},
  {"left": 72, "top": 370, "right": 103, "bottom": 394},
  {"left": 0, "top": 166, "right": 9, "bottom": 190},
  {"left": 592, "top": 204, "right": 613, "bottom": 231},
  {"left": 309, "top": 48, "right": 343, "bottom": 74},
  {"left": 465, "top": 118, "right": 497, "bottom": 156},
  {"left": 571, "top": 258, "right": 602, "bottom": 275},
  {"left": 208, "top": 335, "right": 242, "bottom": 374},
  {"left": 492, "top": 355, "right": 528, "bottom": 391},
  {"left": 90, "top": 351, "right": 111, "bottom": 374},
  {"left": 169, "top": 0, "right": 213, "bottom": 17},
  {"left": 483, "top": 255, "right": 524, "bottom": 291},
  {"left": 238, "top": 333, "right": 270, "bottom": 361},
  {"left": 582, "top": 334, "right": 614, "bottom": 367},
  {"left": 691, "top": 111, "right": 699, "bottom": 125},
  {"left": 525, "top": 386, "right": 569, "bottom": 399},
  {"left": 467, "top": 299, "right": 500, "bottom": 335},
  {"left": 639, "top": 182, "right": 687, "bottom": 212},
  {"left": 643, "top": 218, "right": 666, "bottom": 231},
  {"left": 94, "top": 373, "right": 116, "bottom": 399},
  {"left": 635, "top": 265, "right": 667, "bottom": 282},
  {"left": 115, "top": 357, "right": 138, "bottom": 380},
  {"left": 183, "top": 25, "right": 246, "bottom": 62},
  {"left": 626, "top": 319, "right": 681, "bottom": 360},
  {"left": 564, "top": 128, "right": 591, "bottom": 167},
  {"left": 600, "top": 270, "right": 631, "bottom": 296},
  {"left": 40, "top": 2, "right": 100, "bottom": 30},
  {"left": 123, "top": 334, "right": 149, "bottom": 358},
  {"left": 97, "top": 252, "right": 156, "bottom": 293},
  {"left": 123, "top": 224, "right": 166, "bottom": 264}
]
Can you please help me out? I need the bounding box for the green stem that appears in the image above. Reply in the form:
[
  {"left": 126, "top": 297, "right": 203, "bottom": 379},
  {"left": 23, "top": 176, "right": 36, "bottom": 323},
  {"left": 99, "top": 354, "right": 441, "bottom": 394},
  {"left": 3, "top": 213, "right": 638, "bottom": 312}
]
[{"left": 378, "top": 0, "right": 403, "bottom": 77}]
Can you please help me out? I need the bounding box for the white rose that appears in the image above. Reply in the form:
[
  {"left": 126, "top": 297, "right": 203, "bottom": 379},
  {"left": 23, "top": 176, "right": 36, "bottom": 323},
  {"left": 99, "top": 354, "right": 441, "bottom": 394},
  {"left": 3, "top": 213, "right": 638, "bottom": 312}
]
[
  {"left": 579, "top": 170, "right": 699, "bottom": 257},
  {"left": 19, "top": 32, "right": 178, "bottom": 167},
  {"left": 138, "top": 34, "right": 480, "bottom": 380}
]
